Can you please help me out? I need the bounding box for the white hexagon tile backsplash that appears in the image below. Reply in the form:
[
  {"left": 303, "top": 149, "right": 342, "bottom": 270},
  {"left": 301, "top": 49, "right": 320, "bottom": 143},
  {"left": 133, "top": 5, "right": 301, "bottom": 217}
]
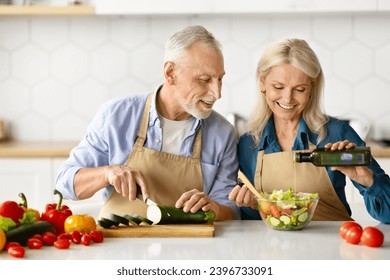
[{"left": 0, "top": 14, "right": 390, "bottom": 141}]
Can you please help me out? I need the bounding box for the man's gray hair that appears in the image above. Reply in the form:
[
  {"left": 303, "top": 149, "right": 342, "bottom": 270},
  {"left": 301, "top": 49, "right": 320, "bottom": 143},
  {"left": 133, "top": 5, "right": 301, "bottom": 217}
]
[{"left": 164, "top": 25, "right": 222, "bottom": 63}]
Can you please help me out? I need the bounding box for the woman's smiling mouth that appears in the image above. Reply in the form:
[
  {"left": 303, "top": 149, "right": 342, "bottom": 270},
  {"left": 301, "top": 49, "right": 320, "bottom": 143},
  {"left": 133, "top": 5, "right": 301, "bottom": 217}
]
[{"left": 277, "top": 102, "right": 295, "bottom": 110}]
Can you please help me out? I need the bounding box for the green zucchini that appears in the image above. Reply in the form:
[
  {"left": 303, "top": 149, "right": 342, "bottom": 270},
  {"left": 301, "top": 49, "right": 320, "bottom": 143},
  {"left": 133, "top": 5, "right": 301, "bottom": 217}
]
[
  {"left": 108, "top": 213, "right": 130, "bottom": 226},
  {"left": 5, "top": 220, "right": 55, "bottom": 246},
  {"left": 123, "top": 214, "right": 142, "bottom": 226},
  {"left": 131, "top": 214, "right": 153, "bottom": 225},
  {"left": 146, "top": 205, "right": 216, "bottom": 225},
  {"left": 97, "top": 217, "right": 119, "bottom": 229}
]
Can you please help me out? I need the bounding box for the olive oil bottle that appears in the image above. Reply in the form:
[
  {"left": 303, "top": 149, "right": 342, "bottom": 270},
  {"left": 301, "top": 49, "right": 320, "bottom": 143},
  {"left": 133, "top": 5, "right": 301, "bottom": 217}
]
[{"left": 294, "top": 147, "right": 371, "bottom": 166}]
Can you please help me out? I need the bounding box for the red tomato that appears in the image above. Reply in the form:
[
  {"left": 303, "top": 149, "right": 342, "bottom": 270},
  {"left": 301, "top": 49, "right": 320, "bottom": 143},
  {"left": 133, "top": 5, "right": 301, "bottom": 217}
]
[
  {"left": 7, "top": 246, "right": 25, "bottom": 258},
  {"left": 90, "top": 230, "right": 104, "bottom": 243},
  {"left": 280, "top": 209, "right": 295, "bottom": 215},
  {"left": 71, "top": 230, "right": 82, "bottom": 244},
  {"left": 339, "top": 221, "right": 362, "bottom": 239},
  {"left": 31, "top": 234, "right": 43, "bottom": 242},
  {"left": 345, "top": 226, "right": 363, "bottom": 245},
  {"left": 53, "top": 238, "right": 70, "bottom": 249},
  {"left": 361, "top": 226, "right": 384, "bottom": 248},
  {"left": 27, "top": 238, "right": 43, "bottom": 249},
  {"left": 269, "top": 205, "right": 281, "bottom": 219},
  {"left": 42, "top": 232, "right": 57, "bottom": 246},
  {"left": 81, "top": 233, "right": 92, "bottom": 246},
  {"left": 57, "top": 232, "right": 71, "bottom": 240},
  {"left": 5, "top": 242, "right": 22, "bottom": 251}
]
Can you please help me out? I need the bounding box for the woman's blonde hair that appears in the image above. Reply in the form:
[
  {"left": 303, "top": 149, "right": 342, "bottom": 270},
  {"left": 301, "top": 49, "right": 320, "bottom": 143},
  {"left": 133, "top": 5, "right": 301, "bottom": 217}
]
[{"left": 247, "top": 38, "right": 328, "bottom": 145}]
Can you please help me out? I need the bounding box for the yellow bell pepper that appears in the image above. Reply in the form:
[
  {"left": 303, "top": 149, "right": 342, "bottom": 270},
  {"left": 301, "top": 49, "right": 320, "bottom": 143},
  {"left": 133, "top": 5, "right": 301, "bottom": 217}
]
[
  {"left": 64, "top": 214, "right": 96, "bottom": 233},
  {"left": 0, "top": 229, "right": 6, "bottom": 251}
]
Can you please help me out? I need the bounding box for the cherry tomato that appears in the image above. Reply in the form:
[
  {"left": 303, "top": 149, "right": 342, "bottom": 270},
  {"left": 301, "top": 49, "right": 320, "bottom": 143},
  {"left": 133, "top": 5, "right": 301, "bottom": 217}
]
[
  {"left": 280, "top": 209, "right": 294, "bottom": 216},
  {"left": 53, "top": 238, "right": 70, "bottom": 249},
  {"left": 71, "top": 230, "right": 82, "bottom": 244},
  {"left": 42, "top": 232, "right": 57, "bottom": 246},
  {"left": 339, "top": 221, "right": 362, "bottom": 239},
  {"left": 31, "top": 234, "right": 43, "bottom": 243},
  {"left": 345, "top": 226, "right": 363, "bottom": 245},
  {"left": 57, "top": 232, "right": 71, "bottom": 240},
  {"left": 81, "top": 233, "right": 92, "bottom": 246},
  {"left": 5, "top": 242, "right": 22, "bottom": 251},
  {"left": 90, "top": 230, "right": 104, "bottom": 243},
  {"left": 27, "top": 238, "right": 43, "bottom": 249},
  {"left": 269, "top": 205, "right": 281, "bottom": 219},
  {"left": 361, "top": 226, "right": 384, "bottom": 248},
  {"left": 7, "top": 245, "right": 25, "bottom": 258}
]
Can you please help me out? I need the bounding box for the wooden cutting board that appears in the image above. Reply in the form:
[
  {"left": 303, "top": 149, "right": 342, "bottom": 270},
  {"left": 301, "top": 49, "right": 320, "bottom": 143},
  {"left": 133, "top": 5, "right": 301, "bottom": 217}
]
[{"left": 97, "top": 223, "right": 215, "bottom": 238}]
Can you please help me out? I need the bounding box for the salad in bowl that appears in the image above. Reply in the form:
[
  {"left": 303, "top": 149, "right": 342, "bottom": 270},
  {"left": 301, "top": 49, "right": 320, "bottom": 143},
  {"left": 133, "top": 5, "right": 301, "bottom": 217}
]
[{"left": 257, "top": 188, "right": 319, "bottom": 231}]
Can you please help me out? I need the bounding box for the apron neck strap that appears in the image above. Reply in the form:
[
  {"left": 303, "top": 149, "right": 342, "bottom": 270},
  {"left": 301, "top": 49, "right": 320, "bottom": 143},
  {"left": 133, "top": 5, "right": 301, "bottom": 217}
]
[
  {"left": 137, "top": 92, "right": 154, "bottom": 143},
  {"left": 136, "top": 92, "right": 202, "bottom": 158}
]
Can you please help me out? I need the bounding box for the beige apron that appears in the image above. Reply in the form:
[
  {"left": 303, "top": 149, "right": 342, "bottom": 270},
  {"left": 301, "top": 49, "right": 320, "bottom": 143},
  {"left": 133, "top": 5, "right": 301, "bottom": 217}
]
[
  {"left": 254, "top": 143, "right": 353, "bottom": 221},
  {"left": 99, "top": 93, "right": 203, "bottom": 219}
]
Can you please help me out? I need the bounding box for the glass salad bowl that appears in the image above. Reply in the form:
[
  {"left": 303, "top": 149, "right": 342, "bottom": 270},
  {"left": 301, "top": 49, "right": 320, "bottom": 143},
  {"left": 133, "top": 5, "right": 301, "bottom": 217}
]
[{"left": 257, "top": 188, "right": 319, "bottom": 231}]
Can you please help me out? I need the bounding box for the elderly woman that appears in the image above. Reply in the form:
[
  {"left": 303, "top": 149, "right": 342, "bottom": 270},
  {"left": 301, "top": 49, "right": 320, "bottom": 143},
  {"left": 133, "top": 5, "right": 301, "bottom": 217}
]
[{"left": 229, "top": 38, "right": 390, "bottom": 223}]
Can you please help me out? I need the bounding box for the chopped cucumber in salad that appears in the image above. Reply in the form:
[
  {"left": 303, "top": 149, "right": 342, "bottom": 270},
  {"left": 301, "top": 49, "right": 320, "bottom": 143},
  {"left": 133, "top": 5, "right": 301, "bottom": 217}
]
[{"left": 259, "top": 188, "right": 319, "bottom": 230}]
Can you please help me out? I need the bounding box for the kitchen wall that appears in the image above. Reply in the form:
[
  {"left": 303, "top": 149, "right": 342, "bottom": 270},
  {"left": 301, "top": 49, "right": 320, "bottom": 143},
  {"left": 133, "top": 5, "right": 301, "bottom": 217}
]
[{"left": 1, "top": 13, "right": 390, "bottom": 142}]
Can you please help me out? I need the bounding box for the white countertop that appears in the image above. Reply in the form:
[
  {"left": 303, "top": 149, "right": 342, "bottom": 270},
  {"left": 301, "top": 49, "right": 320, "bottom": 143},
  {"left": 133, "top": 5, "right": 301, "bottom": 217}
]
[{"left": 1, "top": 220, "right": 389, "bottom": 260}]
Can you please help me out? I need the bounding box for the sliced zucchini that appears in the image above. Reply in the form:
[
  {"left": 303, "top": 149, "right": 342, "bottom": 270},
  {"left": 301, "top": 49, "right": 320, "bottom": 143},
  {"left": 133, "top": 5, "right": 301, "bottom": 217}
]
[
  {"left": 280, "top": 215, "right": 291, "bottom": 225},
  {"left": 131, "top": 214, "right": 153, "bottom": 225},
  {"left": 292, "top": 207, "right": 307, "bottom": 217},
  {"left": 109, "top": 213, "right": 130, "bottom": 226},
  {"left": 269, "top": 217, "right": 281, "bottom": 227},
  {"left": 298, "top": 212, "right": 309, "bottom": 223},
  {"left": 97, "top": 217, "right": 119, "bottom": 229},
  {"left": 123, "top": 214, "right": 142, "bottom": 226}
]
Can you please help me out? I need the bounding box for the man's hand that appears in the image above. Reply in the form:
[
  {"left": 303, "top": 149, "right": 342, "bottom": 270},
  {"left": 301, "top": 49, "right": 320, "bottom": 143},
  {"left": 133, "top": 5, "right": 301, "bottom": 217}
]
[
  {"left": 105, "top": 164, "right": 149, "bottom": 200},
  {"left": 175, "top": 189, "right": 235, "bottom": 220}
]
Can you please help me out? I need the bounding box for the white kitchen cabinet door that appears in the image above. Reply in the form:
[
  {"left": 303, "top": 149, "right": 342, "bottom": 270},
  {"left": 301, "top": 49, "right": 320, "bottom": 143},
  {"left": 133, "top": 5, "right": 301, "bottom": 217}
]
[{"left": 0, "top": 158, "right": 53, "bottom": 212}]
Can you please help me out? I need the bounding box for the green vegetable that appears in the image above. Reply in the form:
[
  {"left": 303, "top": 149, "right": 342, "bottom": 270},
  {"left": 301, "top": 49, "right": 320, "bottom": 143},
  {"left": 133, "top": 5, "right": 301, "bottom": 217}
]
[
  {"left": 5, "top": 221, "right": 55, "bottom": 246},
  {"left": 298, "top": 212, "right": 309, "bottom": 223},
  {"left": 260, "top": 188, "right": 319, "bottom": 231},
  {"left": 108, "top": 213, "right": 130, "bottom": 226},
  {"left": 146, "top": 205, "right": 216, "bottom": 225},
  {"left": 130, "top": 214, "right": 153, "bottom": 225},
  {"left": 280, "top": 215, "right": 291, "bottom": 225},
  {"left": 97, "top": 217, "right": 119, "bottom": 229},
  {"left": 0, "top": 216, "right": 17, "bottom": 232}
]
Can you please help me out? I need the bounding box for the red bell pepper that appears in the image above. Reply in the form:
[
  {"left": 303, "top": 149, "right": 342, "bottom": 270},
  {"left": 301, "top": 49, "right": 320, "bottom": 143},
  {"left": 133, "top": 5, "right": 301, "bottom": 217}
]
[
  {"left": 0, "top": 199, "right": 25, "bottom": 224},
  {"left": 41, "top": 189, "right": 72, "bottom": 235}
]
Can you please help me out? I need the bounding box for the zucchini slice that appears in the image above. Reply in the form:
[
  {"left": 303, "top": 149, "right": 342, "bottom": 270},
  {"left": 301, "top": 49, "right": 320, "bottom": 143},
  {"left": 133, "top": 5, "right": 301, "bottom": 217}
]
[
  {"left": 146, "top": 205, "right": 216, "bottom": 225},
  {"left": 109, "top": 213, "right": 130, "bottom": 226},
  {"left": 131, "top": 214, "right": 153, "bottom": 225},
  {"left": 97, "top": 217, "right": 119, "bottom": 228}
]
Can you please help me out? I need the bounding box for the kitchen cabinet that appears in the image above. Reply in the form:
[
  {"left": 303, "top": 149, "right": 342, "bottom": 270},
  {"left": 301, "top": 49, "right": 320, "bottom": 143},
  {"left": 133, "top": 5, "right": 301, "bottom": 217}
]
[
  {"left": 0, "top": 4, "right": 94, "bottom": 15},
  {"left": 0, "top": 141, "right": 102, "bottom": 216},
  {"left": 0, "top": 157, "right": 102, "bottom": 216},
  {"left": 0, "top": 158, "right": 53, "bottom": 210}
]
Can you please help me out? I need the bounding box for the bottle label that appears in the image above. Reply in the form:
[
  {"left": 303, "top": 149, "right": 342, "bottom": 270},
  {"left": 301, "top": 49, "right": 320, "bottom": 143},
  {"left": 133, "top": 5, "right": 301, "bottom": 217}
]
[{"left": 321, "top": 152, "right": 366, "bottom": 165}]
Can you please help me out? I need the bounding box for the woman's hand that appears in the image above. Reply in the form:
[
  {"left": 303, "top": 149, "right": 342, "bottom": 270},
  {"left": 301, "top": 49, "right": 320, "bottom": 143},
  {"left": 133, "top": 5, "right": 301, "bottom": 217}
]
[
  {"left": 324, "top": 139, "right": 356, "bottom": 150},
  {"left": 228, "top": 184, "right": 258, "bottom": 210},
  {"left": 325, "top": 140, "right": 374, "bottom": 187}
]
